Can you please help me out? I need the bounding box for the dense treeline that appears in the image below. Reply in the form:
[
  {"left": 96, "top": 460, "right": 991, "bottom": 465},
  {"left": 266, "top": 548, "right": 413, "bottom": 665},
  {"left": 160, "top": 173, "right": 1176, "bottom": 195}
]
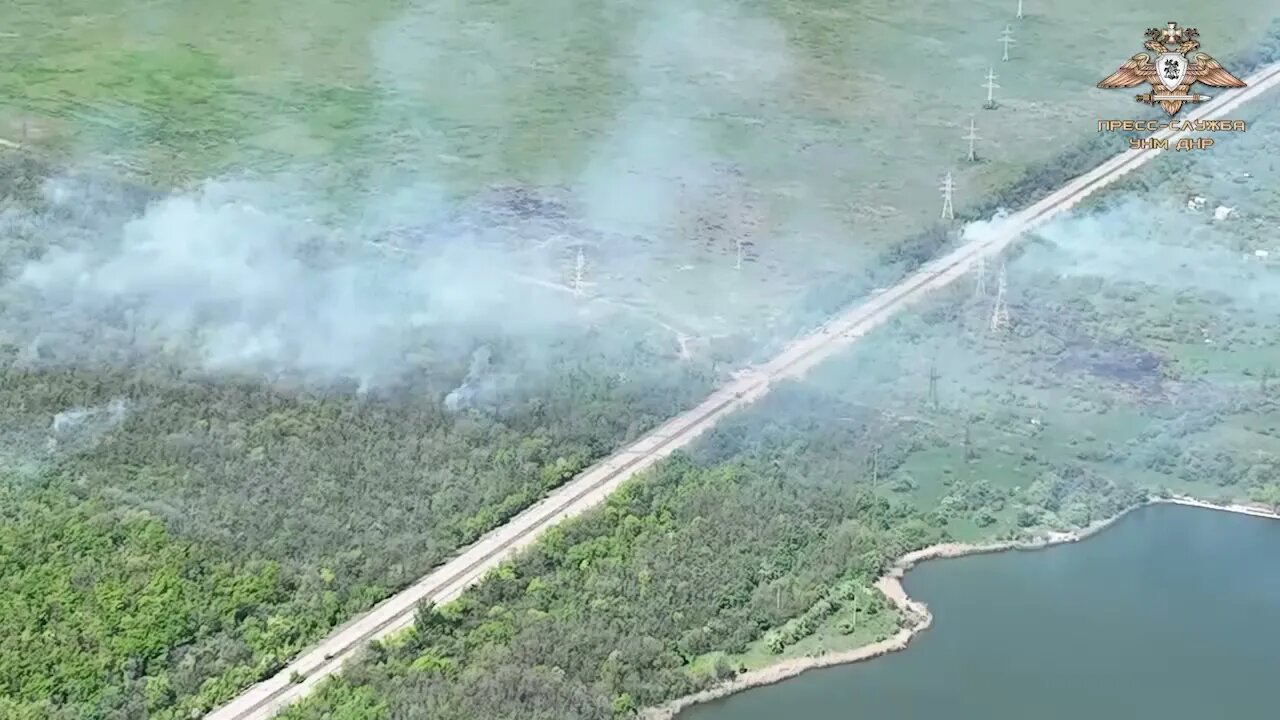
[
  {"left": 0, "top": 486, "right": 293, "bottom": 719},
  {"left": 276, "top": 378, "right": 1159, "bottom": 720},
  {"left": 4, "top": 330, "right": 716, "bottom": 576},
  {"left": 278, "top": 413, "right": 941, "bottom": 720},
  {"left": 0, "top": 332, "right": 715, "bottom": 718}
]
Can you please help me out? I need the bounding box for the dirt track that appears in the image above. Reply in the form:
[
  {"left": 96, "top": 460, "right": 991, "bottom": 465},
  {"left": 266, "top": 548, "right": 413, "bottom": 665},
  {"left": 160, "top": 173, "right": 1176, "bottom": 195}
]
[{"left": 206, "top": 63, "right": 1280, "bottom": 720}]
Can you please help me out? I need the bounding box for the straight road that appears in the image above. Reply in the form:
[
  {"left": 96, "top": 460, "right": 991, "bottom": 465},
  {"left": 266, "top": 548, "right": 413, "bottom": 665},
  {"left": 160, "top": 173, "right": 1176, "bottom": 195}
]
[{"left": 208, "top": 62, "right": 1280, "bottom": 720}]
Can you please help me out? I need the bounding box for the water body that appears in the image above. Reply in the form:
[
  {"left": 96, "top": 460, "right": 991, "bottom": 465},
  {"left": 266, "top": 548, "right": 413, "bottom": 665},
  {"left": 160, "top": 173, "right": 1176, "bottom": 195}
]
[{"left": 684, "top": 504, "right": 1280, "bottom": 720}]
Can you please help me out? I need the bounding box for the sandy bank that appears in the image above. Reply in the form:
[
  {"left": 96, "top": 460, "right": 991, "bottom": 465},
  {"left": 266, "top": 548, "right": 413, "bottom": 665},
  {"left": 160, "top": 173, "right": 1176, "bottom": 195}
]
[{"left": 643, "top": 495, "right": 1279, "bottom": 720}]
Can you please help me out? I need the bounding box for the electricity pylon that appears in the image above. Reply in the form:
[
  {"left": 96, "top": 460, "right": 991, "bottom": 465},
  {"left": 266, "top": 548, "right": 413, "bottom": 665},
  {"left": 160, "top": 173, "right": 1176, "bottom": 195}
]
[
  {"left": 983, "top": 67, "right": 1000, "bottom": 109},
  {"left": 571, "top": 246, "right": 594, "bottom": 297},
  {"left": 999, "top": 25, "right": 1017, "bottom": 62},
  {"left": 990, "top": 262, "right": 1010, "bottom": 332},
  {"left": 963, "top": 115, "right": 980, "bottom": 162}
]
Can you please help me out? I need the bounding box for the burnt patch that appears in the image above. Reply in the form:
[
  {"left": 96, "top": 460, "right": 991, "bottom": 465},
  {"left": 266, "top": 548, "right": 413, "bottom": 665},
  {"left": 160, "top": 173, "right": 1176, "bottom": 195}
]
[
  {"left": 476, "top": 184, "right": 569, "bottom": 221},
  {"left": 1056, "top": 341, "right": 1164, "bottom": 384}
]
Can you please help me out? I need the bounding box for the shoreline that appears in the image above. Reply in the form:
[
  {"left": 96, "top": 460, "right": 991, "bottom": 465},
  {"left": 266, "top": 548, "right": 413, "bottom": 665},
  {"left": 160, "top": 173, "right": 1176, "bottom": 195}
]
[{"left": 643, "top": 495, "right": 1280, "bottom": 720}]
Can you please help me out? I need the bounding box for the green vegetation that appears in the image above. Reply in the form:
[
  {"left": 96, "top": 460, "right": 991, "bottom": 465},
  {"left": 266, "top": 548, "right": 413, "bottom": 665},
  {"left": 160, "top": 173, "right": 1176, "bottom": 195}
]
[
  {"left": 0, "top": 487, "right": 293, "bottom": 718},
  {"left": 3, "top": 3, "right": 1280, "bottom": 719},
  {"left": 278, "top": 448, "right": 943, "bottom": 720},
  {"left": 277, "top": 68, "right": 1280, "bottom": 720},
  {"left": 0, "top": 154, "right": 724, "bottom": 715},
  {"left": 0, "top": 328, "right": 716, "bottom": 718}
]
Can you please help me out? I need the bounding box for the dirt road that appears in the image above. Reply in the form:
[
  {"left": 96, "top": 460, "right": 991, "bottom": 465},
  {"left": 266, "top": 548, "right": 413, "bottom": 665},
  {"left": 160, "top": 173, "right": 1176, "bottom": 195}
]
[{"left": 207, "top": 62, "right": 1280, "bottom": 720}]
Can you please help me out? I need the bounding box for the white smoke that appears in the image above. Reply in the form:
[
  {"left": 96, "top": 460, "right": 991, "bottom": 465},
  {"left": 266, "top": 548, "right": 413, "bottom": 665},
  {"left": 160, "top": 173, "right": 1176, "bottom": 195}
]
[
  {"left": 1026, "top": 197, "right": 1280, "bottom": 308},
  {"left": 1, "top": 175, "right": 573, "bottom": 386},
  {"left": 0, "top": 0, "right": 801, "bottom": 393},
  {"left": 46, "top": 398, "right": 132, "bottom": 453}
]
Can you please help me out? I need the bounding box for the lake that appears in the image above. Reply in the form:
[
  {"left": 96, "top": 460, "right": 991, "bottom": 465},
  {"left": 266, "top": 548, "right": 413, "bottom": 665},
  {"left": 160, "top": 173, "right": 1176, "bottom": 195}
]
[{"left": 682, "top": 504, "right": 1280, "bottom": 720}]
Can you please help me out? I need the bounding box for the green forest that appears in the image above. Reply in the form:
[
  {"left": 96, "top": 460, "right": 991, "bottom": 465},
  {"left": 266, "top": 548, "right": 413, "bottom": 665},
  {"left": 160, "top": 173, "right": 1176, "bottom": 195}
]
[{"left": 0, "top": 325, "right": 719, "bottom": 718}]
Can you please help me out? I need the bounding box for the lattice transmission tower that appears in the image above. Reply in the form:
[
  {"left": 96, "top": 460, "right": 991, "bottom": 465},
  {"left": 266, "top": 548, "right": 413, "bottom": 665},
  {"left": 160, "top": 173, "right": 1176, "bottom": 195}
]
[
  {"left": 571, "top": 246, "right": 594, "bottom": 297},
  {"left": 940, "top": 172, "right": 955, "bottom": 220},
  {"left": 989, "top": 262, "right": 1010, "bottom": 332},
  {"left": 983, "top": 67, "right": 1000, "bottom": 109},
  {"left": 999, "top": 25, "right": 1017, "bottom": 62},
  {"left": 963, "top": 115, "right": 980, "bottom": 162}
]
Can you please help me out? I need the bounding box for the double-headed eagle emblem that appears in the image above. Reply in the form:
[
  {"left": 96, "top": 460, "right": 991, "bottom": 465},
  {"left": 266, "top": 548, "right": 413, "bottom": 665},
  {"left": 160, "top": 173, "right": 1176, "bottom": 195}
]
[{"left": 1097, "top": 22, "right": 1245, "bottom": 116}]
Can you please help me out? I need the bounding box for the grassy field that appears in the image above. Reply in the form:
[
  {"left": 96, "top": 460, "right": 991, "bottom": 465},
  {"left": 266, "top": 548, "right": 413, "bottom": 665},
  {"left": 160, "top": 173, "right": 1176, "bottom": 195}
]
[
  {"left": 716, "top": 589, "right": 900, "bottom": 673},
  {"left": 802, "top": 87, "right": 1280, "bottom": 519},
  {"left": 5, "top": 0, "right": 1279, "bottom": 351}
]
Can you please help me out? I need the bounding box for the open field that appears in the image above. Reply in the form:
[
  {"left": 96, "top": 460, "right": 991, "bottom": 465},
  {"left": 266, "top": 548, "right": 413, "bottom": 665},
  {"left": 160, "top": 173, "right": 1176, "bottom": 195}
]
[
  {"left": 272, "top": 89, "right": 1280, "bottom": 720},
  {"left": 7, "top": 1, "right": 1280, "bottom": 347},
  {"left": 2, "top": 3, "right": 1280, "bottom": 719}
]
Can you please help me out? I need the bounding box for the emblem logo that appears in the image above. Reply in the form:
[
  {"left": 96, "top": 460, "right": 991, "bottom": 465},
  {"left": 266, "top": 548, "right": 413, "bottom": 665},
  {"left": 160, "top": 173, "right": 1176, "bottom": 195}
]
[{"left": 1097, "top": 22, "right": 1245, "bottom": 117}]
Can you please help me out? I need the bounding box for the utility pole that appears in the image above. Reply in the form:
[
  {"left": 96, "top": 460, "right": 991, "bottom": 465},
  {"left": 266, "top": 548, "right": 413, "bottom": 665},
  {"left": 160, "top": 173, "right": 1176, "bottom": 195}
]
[
  {"left": 939, "top": 171, "right": 955, "bottom": 220},
  {"left": 1017, "top": 0, "right": 1024, "bottom": 19},
  {"left": 983, "top": 67, "right": 1000, "bottom": 109},
  {"left": 999, "top": 25, "right": 1017, "bottom": 62},
  {"left": 573, "top": 246, "right": 585, "bottom": 296},
  {"left": 963, "top": 114, "right": 980, "bottom": 162},
  {"left": 929, "top": 359, "right": 941, "bottom": 408},
  {"left": 974, "top": 254, "right": 987, "bottom": 298},
  {"left": 571, "top": 246, "right": 593, "bottom": 297},
  {"left": 990, "top": 262, "right": 1010, "bottom": 332}
]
